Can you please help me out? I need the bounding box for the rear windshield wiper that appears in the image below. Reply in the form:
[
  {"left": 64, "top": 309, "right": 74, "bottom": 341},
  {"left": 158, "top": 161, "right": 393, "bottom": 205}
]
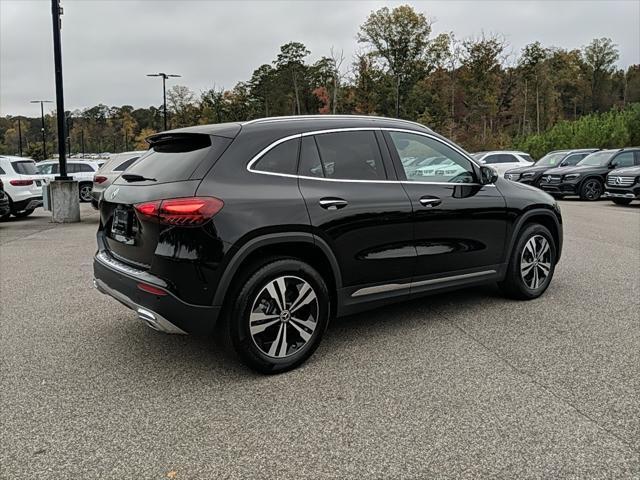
[{"left": 121, "top": 173, "right": 157, "bottom": 182}]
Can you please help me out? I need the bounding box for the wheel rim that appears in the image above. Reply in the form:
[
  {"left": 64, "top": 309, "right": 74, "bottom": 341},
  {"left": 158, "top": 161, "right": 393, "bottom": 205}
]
[
  {"left": 249, "top": 275, "right": 319, "bottom": 359},
  {"left": 80, "top": 185, "right": 92, "bottom": 201},
  {"left": 584, "top": 180, "right": 601, "bottom": 200},
  {"left": 520, "top": 235, "right": 552, "bottom": 290}
]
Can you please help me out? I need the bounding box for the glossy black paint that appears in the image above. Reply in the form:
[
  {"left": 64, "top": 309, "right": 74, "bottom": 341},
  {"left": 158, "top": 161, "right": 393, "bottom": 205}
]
[{"left": 93, "top": 116, "right": 563, "bottom": 335}]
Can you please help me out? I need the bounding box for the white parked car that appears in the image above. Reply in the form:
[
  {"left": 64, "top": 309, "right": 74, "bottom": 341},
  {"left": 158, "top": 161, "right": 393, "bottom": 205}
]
[
  {"left": 37, "top": 160, "right": 102, "bottom": 202},
  {"left": 472, "top": 151, "right": 534, "bottom": 177},
  {"left": 0, "top": 156, "right": 45, "bottom": 219}
]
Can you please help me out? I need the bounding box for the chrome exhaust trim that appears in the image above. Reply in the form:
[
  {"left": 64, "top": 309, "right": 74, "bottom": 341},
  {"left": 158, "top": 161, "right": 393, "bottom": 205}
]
[{"left": 93, "top": 278, "right": 187, "bottom": 335}]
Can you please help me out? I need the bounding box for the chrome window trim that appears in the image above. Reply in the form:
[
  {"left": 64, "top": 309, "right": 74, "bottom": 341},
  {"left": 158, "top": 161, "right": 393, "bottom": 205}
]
[{"left": 246, "top": 127, "right": 488, "bottom": 187}]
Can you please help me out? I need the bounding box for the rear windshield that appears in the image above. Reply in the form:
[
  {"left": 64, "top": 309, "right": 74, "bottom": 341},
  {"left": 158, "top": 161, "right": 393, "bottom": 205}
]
[
  {"left": 12, "top": 161, "right": 38, "bottom": 175},
  {"left": 122, "top": 134, "right": 230, "bottom": 183}
]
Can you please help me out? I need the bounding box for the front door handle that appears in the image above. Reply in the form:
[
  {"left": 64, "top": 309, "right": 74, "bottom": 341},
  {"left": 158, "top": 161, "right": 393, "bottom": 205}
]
[
  {"left": 419, "top": 196, "right": 441, "bottom": 208},
  {"left": 319, "top": 198, "right": 348, "bottom": 210}
]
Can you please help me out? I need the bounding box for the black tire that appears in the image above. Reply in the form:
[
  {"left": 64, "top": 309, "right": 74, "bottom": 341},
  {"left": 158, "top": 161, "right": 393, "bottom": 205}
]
[
  {"left": 612, "top": 198, "right": 632, "bottom": 206},
  {"left": 579, "top": 178, "right": 603, "bottom": 201},
  {"left": 226, "top": 257, "right": 330, "bottom": 374},
  {"left": 12, "top": 208, "right": 34, "bottom": 218},
  {"left": 499, "top": 223, "right": 556, "bottom": 300},
  {"left": 0, "top": 212, "right": 10, "bottom": 222},
  {"left": 79, "top": 183, "right": 93, "bottom": 203}
]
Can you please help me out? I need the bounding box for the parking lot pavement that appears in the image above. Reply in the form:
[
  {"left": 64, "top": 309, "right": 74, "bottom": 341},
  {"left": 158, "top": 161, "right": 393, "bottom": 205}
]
[{"left": 1, "top": 200, "right": 639, "bottom": 479}]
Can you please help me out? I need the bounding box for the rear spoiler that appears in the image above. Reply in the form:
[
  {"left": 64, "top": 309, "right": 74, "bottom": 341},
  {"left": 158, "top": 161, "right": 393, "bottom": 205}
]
[{"left": 145, "top": 133, "right": 211, "bottom": 153}]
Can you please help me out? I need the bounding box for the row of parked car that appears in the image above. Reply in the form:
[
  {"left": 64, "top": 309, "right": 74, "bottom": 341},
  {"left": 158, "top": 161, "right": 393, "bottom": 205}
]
[
  {"left": 0, "top": 151, "right": 144, "bottom": 220},
  {"left": 471, "top": 148, "right": 640, "bottom": 204}
]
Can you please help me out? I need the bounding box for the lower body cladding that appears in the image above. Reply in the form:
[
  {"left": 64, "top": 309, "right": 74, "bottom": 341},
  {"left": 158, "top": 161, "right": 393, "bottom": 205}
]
[
  {"left": 540, "top": 183, "right": 576, "bottom": 195},
  {"left": 93, "top": 250, "right": 220, "bottom": 335}
]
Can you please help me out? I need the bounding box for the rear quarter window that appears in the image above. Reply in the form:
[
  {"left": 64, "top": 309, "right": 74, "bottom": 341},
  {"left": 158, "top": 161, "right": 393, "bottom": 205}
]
[
  {"left": 252, "top": 138, "right": 300, "bottom": 175},
  {"left": 12, "top": 161, "right": 38, "bottom": 175},
  {"left": 122, "top": 134, "right": 231, "bottom": 183}
]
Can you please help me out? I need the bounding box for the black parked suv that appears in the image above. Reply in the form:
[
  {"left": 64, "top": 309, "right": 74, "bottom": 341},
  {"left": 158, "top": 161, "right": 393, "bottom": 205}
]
[
  {"left": 539, "top": 148, "right": 640, "bottom": 200},
  {"left": 605, "top": 165, "right": 640, "bottom": 205},
  {"left": 93, "top": 116, "right": 563, "bottom": 373},
  {"left": 504, "top": 149, "right": 597, "bottom": 187}
]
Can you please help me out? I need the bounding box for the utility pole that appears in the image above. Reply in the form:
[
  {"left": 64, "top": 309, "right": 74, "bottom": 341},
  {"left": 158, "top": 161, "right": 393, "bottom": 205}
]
[
  {"left": 81, "top": 129, "right": 85, "bottom": 158},
  {"left": 66, "top": 115, "right": 71, "bottom": 156},
  {"left": 17, "top": 117, "right": 23, "bottom": 157},
  {"left": 146, "top": 72, "right": 181, "bottom": 131},
  {"left": 30, "top": 100, "right": 52, "bottom": 159}
]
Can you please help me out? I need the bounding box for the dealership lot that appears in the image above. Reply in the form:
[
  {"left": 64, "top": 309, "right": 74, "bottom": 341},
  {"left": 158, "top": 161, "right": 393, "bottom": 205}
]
[{"left": 1, "top": 201, "right": 638, "bottom": 478}]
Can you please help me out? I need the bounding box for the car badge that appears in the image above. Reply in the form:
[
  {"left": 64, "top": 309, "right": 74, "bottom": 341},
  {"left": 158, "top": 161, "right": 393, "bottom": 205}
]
[
  {"left": 615, "top": 177, "right": 622, "bottom": 185},
  {"left": 110, "top": 187, "right": 120, "bottom": 200}
]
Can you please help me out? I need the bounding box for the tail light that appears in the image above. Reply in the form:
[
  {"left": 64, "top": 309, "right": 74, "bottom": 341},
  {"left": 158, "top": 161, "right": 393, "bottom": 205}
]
[
  {"left": 134, "top": 197, "right": 224, "bottom": 226},
  {"left": 137, "top": 282, "right": 168, "bottom": 296},
  {"left": 94, "top": 175, "right": 107, "bottom": 184},
  {"left": 9, "top": 179, "right": 34, "bottom": 186}
]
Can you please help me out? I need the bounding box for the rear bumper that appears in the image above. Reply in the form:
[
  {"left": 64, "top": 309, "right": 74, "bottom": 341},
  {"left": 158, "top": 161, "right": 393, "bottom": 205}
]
[
  {"left": 12, "top": 196, "right": 43, "bottom": 212},
  {"left": 93, "top": 249, "right": 220, "bottom": 336}
]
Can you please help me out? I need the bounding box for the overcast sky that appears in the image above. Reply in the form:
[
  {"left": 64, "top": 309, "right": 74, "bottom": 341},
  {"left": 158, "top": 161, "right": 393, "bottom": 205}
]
[{"left": 1, "top": 0, "right": 639, "bottom": 117}]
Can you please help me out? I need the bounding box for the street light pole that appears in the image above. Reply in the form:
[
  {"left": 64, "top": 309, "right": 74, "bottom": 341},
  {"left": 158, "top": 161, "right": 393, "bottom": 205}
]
[
  {"left": 17, "top": 117, "right": 23, "bottom": 157},
  {"left": 146, "top": 72, "right": 181, "bottom": 131},
  {"left": 51, "top": 0, "right": 69, "bottom": 180},
  {"left": 30, "top": 100, "right": 52, "bottom": 159}
]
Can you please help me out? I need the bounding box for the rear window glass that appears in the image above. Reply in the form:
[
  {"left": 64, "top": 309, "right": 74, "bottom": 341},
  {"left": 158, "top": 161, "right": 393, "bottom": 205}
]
[
  {"left": 122, "top": 134, "right": 229, "bottom": 183},
  {"left": 253, "top": 138, "right": 300, "bottom": 175},
  {"left": 114, "top": 157, "right": 139, "bottom": 172},
  {"left": 12, "top": 161, "right": 38, "bottom": 175}
]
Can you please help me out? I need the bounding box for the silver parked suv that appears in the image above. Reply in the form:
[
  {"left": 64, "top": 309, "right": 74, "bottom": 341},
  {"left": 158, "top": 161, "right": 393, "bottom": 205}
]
[{"left": 91, "top": 151, "right": 146, "bottom": 208}]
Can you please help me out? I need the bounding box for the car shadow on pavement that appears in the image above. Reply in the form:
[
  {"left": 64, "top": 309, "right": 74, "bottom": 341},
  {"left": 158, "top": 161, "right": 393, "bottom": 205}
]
[{"left": 94, "top": 283, "right": 505, "bottom": 379}]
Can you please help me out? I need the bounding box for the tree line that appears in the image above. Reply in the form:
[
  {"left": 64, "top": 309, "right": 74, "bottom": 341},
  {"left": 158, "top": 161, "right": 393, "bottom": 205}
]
[{"left": 1, "top": 4, "right": 638, "bottom": 160}]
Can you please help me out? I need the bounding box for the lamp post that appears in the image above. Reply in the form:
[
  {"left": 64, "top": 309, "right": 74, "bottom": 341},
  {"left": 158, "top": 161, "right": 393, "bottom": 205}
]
[
  {"left": 17, "top": 117, "right": 23, "bottom": 157},
  {"left": 30, "top": 100, "right": 53, "bottom": 159},
  {"left": 146, "top": 72, "right": 181, "bottom": 131}
]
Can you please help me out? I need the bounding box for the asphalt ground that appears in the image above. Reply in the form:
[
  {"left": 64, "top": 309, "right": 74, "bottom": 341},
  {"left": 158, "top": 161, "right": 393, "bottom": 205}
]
[{"left": 1, "top": 200, "right": 639, "bottom": 479}]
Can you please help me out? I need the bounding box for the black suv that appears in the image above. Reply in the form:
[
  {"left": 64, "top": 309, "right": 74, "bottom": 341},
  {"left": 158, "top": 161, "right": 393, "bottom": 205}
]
[
  {"left": 504, "top": 149, "right": 597, "bottom": 187},
  {"left": 605, "top": 165, "right": 640, "bottom": 205},
  {"left": 539, "top": 148, "right": 640, "bottom": 200},
  {"left": 93, "top": 116, "right": 563, "bottom": 373}
]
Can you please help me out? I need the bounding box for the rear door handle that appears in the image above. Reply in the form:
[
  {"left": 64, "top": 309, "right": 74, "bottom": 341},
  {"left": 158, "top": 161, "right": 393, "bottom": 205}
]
[
  {"left": 319, "top": 198, "right": 348, "bottom": 210},
  {"left": 419, "top": 196, "right": 441, "bottom": 208}
]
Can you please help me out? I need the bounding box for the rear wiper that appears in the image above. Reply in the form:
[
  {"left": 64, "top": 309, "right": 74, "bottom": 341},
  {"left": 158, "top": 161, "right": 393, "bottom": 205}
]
[{"left": 121, "top": 173, "right": 157, "bottom": 182}]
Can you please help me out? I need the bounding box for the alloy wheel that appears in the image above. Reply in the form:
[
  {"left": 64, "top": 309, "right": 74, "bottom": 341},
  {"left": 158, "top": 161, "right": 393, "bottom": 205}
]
[
  {"left": 583, "top": 180, "right": 601, "bottom": 200},
  {"left": 520, "top": 235, "right": 551, "bottom": 290},
  {"left": 249, "top": 275, "right": 319, "bottom": 358},
  {"left": 80, "top": 185, "right": 93, "bottom": 202}
]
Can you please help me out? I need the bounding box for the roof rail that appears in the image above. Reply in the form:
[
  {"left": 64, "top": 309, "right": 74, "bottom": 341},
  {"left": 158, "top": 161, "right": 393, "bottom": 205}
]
[{"left": 242, "top": 115, "right": 430, "bottom": 130}]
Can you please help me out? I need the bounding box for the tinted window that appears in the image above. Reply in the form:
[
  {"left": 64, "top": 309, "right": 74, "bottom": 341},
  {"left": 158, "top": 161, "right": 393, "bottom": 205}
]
[
  {"left": 612, "top": 152, "right": 635, "bottom": 168},
  {"left": 67, "top": 164, "right": 78, "bottom": 173},
  {"left": 11, "top": 161, "right": 38, "bottom": 175},
  {"left": 124, "top": 134, "right": 230, "bottom": 183},
  {"left": 73, "top": 163, "right": 95, "bottom": 173},
  {"left": 314, "top": 131, "right": 386, "bottom": 180},
  {"left": 0, "top": 166, "right": 5, "bottom": 175},
  {"left": 253, "top": 138, "right": 300, "bottom": 175},
  {"left": 388, "top": 131, "right": 475, "bottom": 183},
  {"left": 298, "top": 137, "right": 323, "bottom": 178},
  {"left": 114, "top": 157, "right": 139, "bottom": 172},
  {"left": 51, "top": 164, "right": 60, "bottom": 174},
  {"left": 520, "top": 154, "right": 534, "bottom": 163},
  {"left": 484, "top": 154, "right": 516, "bottom": 164}
]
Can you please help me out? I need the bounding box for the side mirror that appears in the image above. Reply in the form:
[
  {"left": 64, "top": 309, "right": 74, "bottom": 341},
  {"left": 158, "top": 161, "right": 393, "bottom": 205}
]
[
  {"left": 480, "top": 165, "right": 498, "bottom": 184},
  {"left": 609, "top": 163, "right": 617, "bottom": 169},
  {"left": 560, "top": 161, "right": 568, "bottom": 167}
]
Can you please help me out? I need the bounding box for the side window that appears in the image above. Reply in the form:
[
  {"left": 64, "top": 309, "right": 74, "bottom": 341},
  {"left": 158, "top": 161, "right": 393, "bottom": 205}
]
[
  {"left": 38, "top": 164, "right": 53, "bottom": 175},
  {"left": 298, "top": 137, "right": 324, "bottom": 178},
  {"left": 520, "top": 154, "right": 534, "bottom": 163},
  {"left": 612, "top": 152, "right": 635, "bottom": 168},
  {"left": 483, "top": 154, "right": 514, "bottom": 164},
  {"left": 75, "top": 163, "right": 94, "bottom": 173},
  {"left": 114, "top": 157, "right": 139, "bottom": 172},
  {"left": 565, "top": 154, "right": 585, "bottom": 166},
  {"left": 482, "top": 155, "right": 500, "bottom": 164},
  {"left": 636, "top": 152, "right": 640, "bottom": 165},
  {"left": 67, "top": 164, "right": 78, "bottom": 174},
  {"left": 0, "top": 166, "right": 5, "bottom": 174},
  {"left": 51, "top": 164, "right": 60, "bottom": 174},
  {"left": 252, "top": 138, "right": 300, "bottom": 175},
  {"left": 313, "top": 131, "right": 386, "bottom": 180},
  {"left": 388, "top": 131, "right": 475, "bottom": 183}
]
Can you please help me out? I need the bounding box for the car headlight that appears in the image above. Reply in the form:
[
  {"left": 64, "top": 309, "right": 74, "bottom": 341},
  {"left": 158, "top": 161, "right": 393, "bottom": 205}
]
[
  {"left": 521, "top": 172, "right": 535, "bottom": 178},
  {"left": 564, "top": 173, "right": 580, "bottom": 180},
  {"left": 505, "top": 173, "right": 520, "bottom": 180}
]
